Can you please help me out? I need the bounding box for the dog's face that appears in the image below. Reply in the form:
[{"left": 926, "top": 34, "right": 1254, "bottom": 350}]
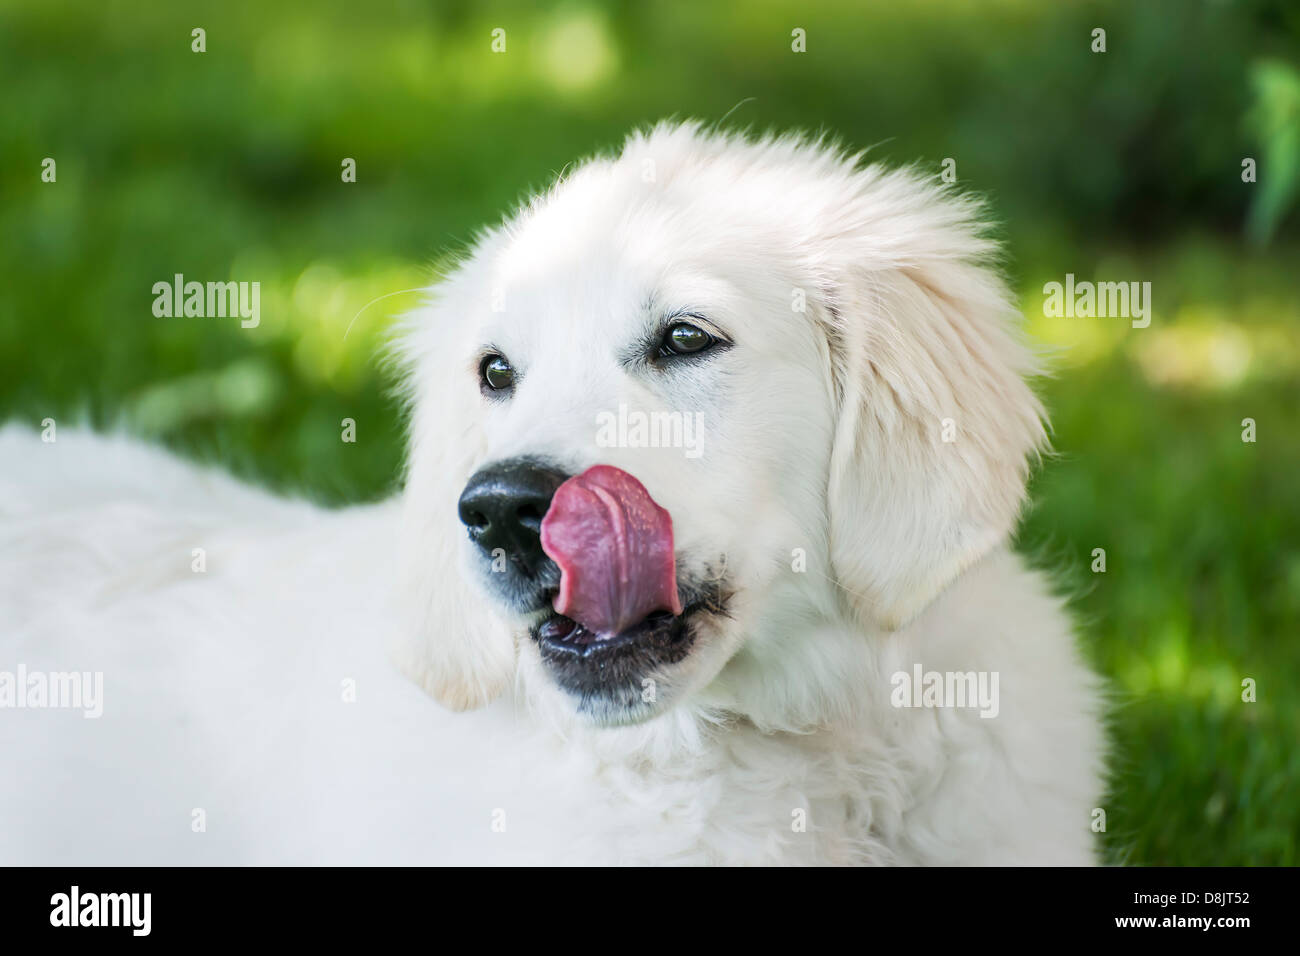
[
  {"left": 398, "top": 124, "right": 1046, "bottom": 728},
  {"left": 448, "top": 192, "right": 838, "bottom": 723}
]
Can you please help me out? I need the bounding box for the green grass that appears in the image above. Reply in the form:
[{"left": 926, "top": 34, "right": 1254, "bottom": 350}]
[
  {"left": 1024, "top": 357, "right": 1300, "bottom": 865},
  {"left": 1, "top": 0, "right": 1297, "bottom": 864}
]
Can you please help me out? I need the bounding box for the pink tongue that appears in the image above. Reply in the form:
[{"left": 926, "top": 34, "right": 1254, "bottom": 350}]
[{"left": 540, "top": 465, "right": 683, "bottom": 637}]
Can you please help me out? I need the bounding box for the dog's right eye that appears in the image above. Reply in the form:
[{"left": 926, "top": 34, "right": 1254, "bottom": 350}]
[
  {"left": 480, "top": 354, "right": 515, "bottom": 392},
  {"left": 658, "top": 322, "right": 716, "bottom": 358}
]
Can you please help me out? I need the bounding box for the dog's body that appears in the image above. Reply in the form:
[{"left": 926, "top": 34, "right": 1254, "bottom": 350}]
[{"left": 1, "top": 124, "right": 1104, "bottom": 865}]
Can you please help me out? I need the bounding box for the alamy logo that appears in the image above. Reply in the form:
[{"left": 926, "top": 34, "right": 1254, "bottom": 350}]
[
  {"left": 152, "top": 273, "right": 260, "bottom": 328},
  {"left": 50, "top": 886, "right": 151, "bottom": 936},
  {"left": 0, "top": 665, "right": 102, "bottom": 718},
  {"left": 596, "top": 402, "right": 704, "bottom": 459},
  {"left": 1043, "top": 273, "right": 1151, "bottom": 328},
  {"left": 890, "top": 664, "right": 1000, "bottom": 719}
]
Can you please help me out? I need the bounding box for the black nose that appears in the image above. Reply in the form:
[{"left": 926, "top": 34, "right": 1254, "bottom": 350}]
[{"left": 458, "top": 460, "right": 570, "bottom": 575}]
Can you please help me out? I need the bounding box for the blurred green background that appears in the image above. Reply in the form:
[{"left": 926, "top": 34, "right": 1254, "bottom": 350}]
[{"left": 1, "top": 0, "right": 1297, "bottom": 864}]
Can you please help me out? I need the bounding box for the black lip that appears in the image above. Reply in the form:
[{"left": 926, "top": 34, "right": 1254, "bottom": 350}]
[
  {"left": 530, "top": 607, "right": 698, "bottom": 712},
  {"left": 533, "top": 607, "right": 692, "bottom": 659},
  {"left": 529, "top": 581, "right": 731, "bottom": 714}
]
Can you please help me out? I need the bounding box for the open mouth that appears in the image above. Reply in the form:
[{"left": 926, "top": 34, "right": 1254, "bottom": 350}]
[
  {"left": 532, "top": 600, "right": 696, "bottom": 657},
  {"left": 528, "top": 583, "right": 730, "bottom": 712},
  {"left": 496, "top": 462, "right": 731, "bottom": 711}
]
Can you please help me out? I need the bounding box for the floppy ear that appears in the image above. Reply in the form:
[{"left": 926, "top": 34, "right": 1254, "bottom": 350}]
[
  {"left": 388, "top": 292, "right": 516, "bottom": 710},
  {"left": 822, "top": 181, "right": 1047, "bottom": 630}
]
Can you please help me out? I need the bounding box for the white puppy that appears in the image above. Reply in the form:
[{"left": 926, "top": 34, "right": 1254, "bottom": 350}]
[{"left": 0, "top": 123, "right": 1103, "bottom": 865}]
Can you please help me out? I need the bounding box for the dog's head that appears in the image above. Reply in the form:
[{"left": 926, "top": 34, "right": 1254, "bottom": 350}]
[{"left": 395, "top": 123, "right": 1045, "bottom": 727}]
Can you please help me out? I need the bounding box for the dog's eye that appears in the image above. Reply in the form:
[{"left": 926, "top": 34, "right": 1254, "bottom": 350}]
[
  {"left": 480, "top": 354, "right": 515, "bottom": 391},
  {"left": 659, "top": 322, "right": 715, "bottom": 357}
]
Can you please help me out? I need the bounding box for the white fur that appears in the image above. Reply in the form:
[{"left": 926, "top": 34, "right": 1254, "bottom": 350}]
[{"left": 0, "top": 124, "right": 1103, "bottom": 865}]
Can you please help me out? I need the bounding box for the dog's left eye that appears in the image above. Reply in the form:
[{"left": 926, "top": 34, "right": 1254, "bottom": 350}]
[
  {"left": 480, "top": 354, "right": 515, "bottom": 391},
  {"left": 659, "top": 322, "right": 715, "bottom": 357}
]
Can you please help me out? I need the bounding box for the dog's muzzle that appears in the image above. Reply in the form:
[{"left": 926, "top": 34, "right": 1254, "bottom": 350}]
[{"left": 458, "top": 458, "right": 729, "bottom": 720}]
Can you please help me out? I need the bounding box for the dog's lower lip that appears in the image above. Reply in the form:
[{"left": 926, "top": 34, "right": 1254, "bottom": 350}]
[{"left": 533, "top": 607, "right": 691, "bottom": 655}]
